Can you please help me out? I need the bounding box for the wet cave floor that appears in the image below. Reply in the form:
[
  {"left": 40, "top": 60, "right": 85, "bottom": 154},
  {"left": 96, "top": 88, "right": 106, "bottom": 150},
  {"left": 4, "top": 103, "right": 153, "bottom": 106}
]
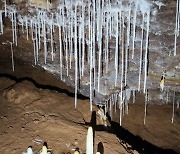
[{"left": 0, "top": 56, "right": 179, "bottom": 154}]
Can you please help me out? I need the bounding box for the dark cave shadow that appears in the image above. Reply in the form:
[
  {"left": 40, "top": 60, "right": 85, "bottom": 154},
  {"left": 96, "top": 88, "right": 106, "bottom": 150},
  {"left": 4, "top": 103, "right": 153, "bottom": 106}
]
[
  {"left": 84, "top": 111, "right": 178, "bottom": 154},
  {"left": 0, "top": 73, "right": 88, "bottom": 100},
  {"left": 106, "top": 113, "right": 178, "bottom": 154}
]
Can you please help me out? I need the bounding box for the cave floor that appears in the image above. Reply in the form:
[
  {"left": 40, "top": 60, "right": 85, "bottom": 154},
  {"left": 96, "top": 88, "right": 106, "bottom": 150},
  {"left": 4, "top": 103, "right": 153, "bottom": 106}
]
[{"left": 0, "top": 59, "right": 179, "bottom": 154}]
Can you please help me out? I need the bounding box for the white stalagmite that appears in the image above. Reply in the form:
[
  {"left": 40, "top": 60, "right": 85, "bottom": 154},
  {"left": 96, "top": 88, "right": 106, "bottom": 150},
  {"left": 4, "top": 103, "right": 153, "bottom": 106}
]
[{"left": 86, "top": 127, "right": 93, "bottom": 154}]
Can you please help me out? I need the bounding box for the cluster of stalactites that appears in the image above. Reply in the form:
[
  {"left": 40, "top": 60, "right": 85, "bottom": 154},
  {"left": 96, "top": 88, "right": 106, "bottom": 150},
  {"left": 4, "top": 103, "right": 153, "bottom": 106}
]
[{"left": 0, "top": 0, "right": 153, "bottom": 125}]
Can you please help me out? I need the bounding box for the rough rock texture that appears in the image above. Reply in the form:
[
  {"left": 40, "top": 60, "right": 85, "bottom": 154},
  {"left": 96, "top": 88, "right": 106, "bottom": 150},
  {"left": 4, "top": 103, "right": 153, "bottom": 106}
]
[{"left": 0, "top": 62, "right": 179, "bottom": 153}]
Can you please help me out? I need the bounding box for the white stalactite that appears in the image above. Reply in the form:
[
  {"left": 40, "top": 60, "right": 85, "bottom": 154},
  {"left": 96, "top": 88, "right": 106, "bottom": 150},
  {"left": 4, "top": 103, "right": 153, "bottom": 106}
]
[
  {"left": 143, "top": 11, "right": 150, "bottom": 93},
  {"left": 10, "top": 42, "right": 14, "bottom": 72}
]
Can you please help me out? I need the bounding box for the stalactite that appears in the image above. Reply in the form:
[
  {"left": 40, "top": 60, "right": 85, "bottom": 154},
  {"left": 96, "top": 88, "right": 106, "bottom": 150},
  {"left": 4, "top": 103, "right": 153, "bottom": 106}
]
[
  {"left": 144, "top": 89, "right": 148, "bottom": 125},
  {"left": 172, "top": 91, "right": 175, "bottom": 123},
  {"left": 33, "top": 39, "right": 37, "bottom": 65},
  {"left": 81, "top": 3, "right": 85, "bottom": 77},
  {"left": 35, "top": 22, "right": 39, "bottom": 62},
  {"left": 58, "top": 23, "right": 63, "bottom": 80},
  {"left": 0, "top": 10, "right": 3, "bottom": 34},
  {"left": 124, "top": 4, "right": 131, "bottom": 86},
  {"left": 50, "top": 20, "right": 54, "bottom": 61},
  {"left": 132, "top": 2, "right": 138, "bottom": 60},
  {"left": 74, "top": 4, "right": 78, "bottom": 108},
  {"left": 89, "top": 7, "right": 93, "bottom": 111},
  {"left": 120, "top": 17, "right": 125, "bottom": 102},
  {"left": 4, "top": 0, "right": 7, "bottom": 17},
  {"left": 65, "top": 27, "right": 69, "bottom": 76},
  {"left": 43, "top": 16, "right": 47, "bottom": 64},
  {"left": 11, "top": 12, "right": 15, "bottom": 44},
  {"left": 174, "top": 0, "right": 180, "bottom": 56},
  {"left": 133, "top": 90, "right": 136, "bottom": 104},
  {"left": 143, "top": 11, "right": 150, "bottom": 93},
  {"left": 14, "top": 11, "right": 17, "bottom": 46},
  {"left": 25, "top": 16, "right": 29, "bottom": 40},
  {"left": 115, "top": 12, "right": 119, "bottom": 86},
  {"left": 10, "top": 42, "right": 14, "bottom": 71},
  {"left": 138, "top": 13, "right": 145, "bottom": 91}
]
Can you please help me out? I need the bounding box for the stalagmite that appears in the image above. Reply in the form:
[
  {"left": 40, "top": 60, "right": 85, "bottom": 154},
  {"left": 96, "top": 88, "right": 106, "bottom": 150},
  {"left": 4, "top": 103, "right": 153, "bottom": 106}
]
[{"left": 86, "top": 127, "right": 93, "bottom": 154}]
